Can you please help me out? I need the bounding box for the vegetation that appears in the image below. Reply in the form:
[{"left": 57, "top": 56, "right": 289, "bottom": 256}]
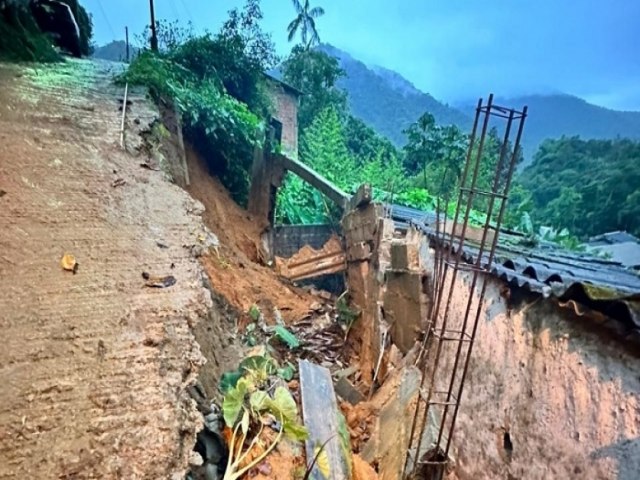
[
  {"left": 317, "top": 44, "right": 472, "bottom": 146},
  {"left": 0, "top": 0, "right": 60, "bottom": 61},
  {"left": 117, "top": 0, "right": 637, "bottom": 249},
  {"left": 516, "top": 136, "right": 640, "bottom": 238},
  {"left": 287, "top": 0, "right": 325, "bottom": 49},
  {"left": 122, "top": 0, "right": 276, "bottom": 205},
  {"left": 0, "top": 0, "right": 92, "bottom": 61}
]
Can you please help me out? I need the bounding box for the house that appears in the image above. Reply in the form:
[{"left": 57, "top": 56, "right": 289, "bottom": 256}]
[
  {"left": 264, "top": 73, "right": 303, "bottom": 160},
  {"left": 586, "top": 231, "right": 640, "bottom": 270},
  {"left": 339, "top": 200, "right": 640, "bottom": 479}
]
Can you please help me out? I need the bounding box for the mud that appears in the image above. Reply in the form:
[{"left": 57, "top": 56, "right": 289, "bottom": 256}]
[
  {"left": 184, "top": 146, "right": 321, "bottom": 325},
  {"left": 0, "top": 59, "right": 212, "bottom": 478}
]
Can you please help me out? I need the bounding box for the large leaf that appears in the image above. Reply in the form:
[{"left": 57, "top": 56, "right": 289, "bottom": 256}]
[
  {"left": 277, "top": 362, "right": 296, "bottom": 381},
  {"left": 274, "top": 325, "right": 300, "bottom": 349},
  {"left": 270, "top": 386, "right": 297, "bottom": 421},
  {"left": 223, "top": 379, "right": 248, "bottom": 428},
  {"left": 219, "top": 370, "right": 243, "bottom": 394},
  {"left": 249, "top": 390, "right": 270, "bottom": 412},
  {"left": 240, "top": 355, "right": 277, "bottom": 374},
  {"left": 283, "top": 419, "right": 309, "bottom": 441}
]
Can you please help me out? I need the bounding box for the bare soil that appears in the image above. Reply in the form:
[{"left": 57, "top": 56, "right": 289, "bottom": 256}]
[
  {"left": 185, "top": 147, "right": 320, "bottom": 325},
  {"left": 0, "top": 59, "right": 212, "bottom": 479}
]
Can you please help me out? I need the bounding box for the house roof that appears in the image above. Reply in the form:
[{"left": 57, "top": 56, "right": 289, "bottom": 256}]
[
  {"left": 389, "top": 204, "right": 640, "bottom": 345},
  {"left": 588, "top": 231, "right": 639, "bottom": 245},
  {"left": 263, "top": 72, "right": 304, "bottom": 97}
]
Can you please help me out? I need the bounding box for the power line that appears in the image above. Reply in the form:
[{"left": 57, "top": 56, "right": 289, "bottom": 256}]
[
  {"left": 95, "top": 0, "right": 116, "bottom": 40},
  {"left": 166, "top": 0, "right": 180, "bottom": 19},
  {"left": 178, "top": 0, "right": 194, "bottom": 23}
]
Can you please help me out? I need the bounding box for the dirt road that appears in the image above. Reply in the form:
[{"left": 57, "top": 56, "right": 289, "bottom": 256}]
[{"left": 0, "top": 59, "right": 211, "bottom": 478}]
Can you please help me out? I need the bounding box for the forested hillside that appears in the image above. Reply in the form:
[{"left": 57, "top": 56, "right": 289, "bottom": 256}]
[
  {"left": 460, "top": 94, "right": 640, "bottom": 163},
  {"left": 318, "top": 44, "right": 471, "bottom": 146},
  {"left": 516, "top": 136, "right": 640, "bottom": 238}
]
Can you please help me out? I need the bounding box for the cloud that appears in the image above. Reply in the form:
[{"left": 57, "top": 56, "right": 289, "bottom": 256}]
[{"left": 84, "top": 0, "right": 640, "bottom": 111}]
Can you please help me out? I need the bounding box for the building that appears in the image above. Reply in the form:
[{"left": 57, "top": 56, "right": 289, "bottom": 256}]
[
  {"left": 587, "top": 231, "right": 640, "bottom": 270},
  {"left": 340, "top": 201, "right": 640, "bottom": 479},
  {"left": 264, "top": 73, "right": 303, "bottom": 160}
]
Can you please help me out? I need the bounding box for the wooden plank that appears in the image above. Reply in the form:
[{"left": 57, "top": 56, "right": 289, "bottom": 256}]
[
  {"left": 299, "top": 360, "right": 351, "bottom": 480},
  {"left": 276, "top": 235, "right": 346, "bottom": 281},
  {"left": 280, "top": 154, "right": 350, "bottom": 209}
]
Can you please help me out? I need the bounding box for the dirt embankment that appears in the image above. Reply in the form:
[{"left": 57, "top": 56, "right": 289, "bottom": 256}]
[
  {"left": 184, "top": 146, "right": 320, "bottom": 325},
  {"left": 0, "top": 59, "right": 213, "bottom": 479}
]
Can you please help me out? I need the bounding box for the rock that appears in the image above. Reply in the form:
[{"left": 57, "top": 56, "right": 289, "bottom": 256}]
[{"left": 189, "top": 451, "right": 204, "bottom": 467}]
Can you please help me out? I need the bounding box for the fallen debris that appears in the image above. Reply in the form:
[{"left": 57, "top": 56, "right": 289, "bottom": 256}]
[
  {"left": 142, "top": 271, "right": 177, "bottom": 288},
  {"left": 276, "top": 235, "right": 346, "bottom": 282},
  {"left": 299, "top": 360, "right": 352, "bottom": 480}
]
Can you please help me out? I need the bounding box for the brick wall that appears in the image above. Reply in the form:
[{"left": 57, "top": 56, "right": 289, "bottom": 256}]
[{"left": 270, "top": 85, "right": 299, "bottom": 159}]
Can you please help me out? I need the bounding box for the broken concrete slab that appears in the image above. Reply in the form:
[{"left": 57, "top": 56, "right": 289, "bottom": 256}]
[
  {"left": 361, "top": 366, "right": 422, "bottom": 479},
  {"left": 349, "top": 183, "right": 373, "bottom": 211},
  {"left": 384, "top": 271, "right": 426, "bottom": 353},
  {"left": 299, "top": 360, "right": 352, "bottom": 480},
  {"left": 335, "top": 376, "right": 365, "bottom": 405}
]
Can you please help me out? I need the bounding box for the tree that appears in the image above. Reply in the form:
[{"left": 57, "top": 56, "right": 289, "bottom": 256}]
[
  {"left": 287, "top": 0, "right": 325, "bottom": 49},
  {"left": 403, "top": 113, "right": 467, "bottom": 199},
  {"left": 282, "top": 45, "right": 347, "bottom": 130},
  {"left": 519, "top": 136, "right": 640, "bottom": 238}
]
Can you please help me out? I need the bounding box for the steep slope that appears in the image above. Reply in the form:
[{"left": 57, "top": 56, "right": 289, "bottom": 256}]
[
  {"left": 319, "top": 44, "right": 471, "bottom": 146},
  {"left": 0, "top": 59, "right": 208, "bottom": 478}
]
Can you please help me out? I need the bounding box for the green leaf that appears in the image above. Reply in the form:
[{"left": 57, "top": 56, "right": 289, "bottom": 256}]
[
  {"left": 277, "top": 362, "right": 296, "bottom": 381},
  {"left": 219, "top": 370, "right": 243, "bottom": 394},
  {"left": 240, "top": 355, "right": 277, "bottom": 375},
  {"left": 283, "top": 419, "right": 309, "bottom": 441},
  {"left": 249, "top": 304, "right": 261, "bottom": 321},
  {"left": 249, "top": 390, "right": 270, "bottom": 412},
  {"left": 274, "top": 325, "right": 300, "bottom": 349},
  {"left": 270, "top": 386, "right": 297, "bottom": 421},
  {"left": 223, "top": 379, "right": 248, "bottom": 428}
]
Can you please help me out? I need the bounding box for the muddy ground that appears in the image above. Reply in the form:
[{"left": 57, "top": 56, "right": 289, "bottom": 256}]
[
  {"left": 0, "top": 59, "right": 217, "bottom": 478},
  {"left": 0, "top": 58, "right": 356, "bottom": 479}
]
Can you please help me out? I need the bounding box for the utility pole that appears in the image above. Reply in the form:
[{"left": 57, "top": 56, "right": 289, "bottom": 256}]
[
  {"left": 125, "top": 26, "right": 130, "bottom": 62},
  {"left": 149, "top": 0, "right": 158, "bottom": 51}
]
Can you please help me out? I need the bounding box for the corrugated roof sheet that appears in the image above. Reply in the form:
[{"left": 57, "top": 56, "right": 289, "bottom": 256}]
[{"left": 390, "top": 204, "right": 640, "bottom": 343}]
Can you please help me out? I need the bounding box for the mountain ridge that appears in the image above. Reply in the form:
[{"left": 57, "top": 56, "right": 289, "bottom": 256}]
[{"left": 319, "top": 44, "right": 640, "bottom": 162}]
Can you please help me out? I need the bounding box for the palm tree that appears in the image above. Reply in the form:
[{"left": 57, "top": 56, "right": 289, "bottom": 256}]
[{"left": 287, "top": 0, "right": 325, "bottom": 49}]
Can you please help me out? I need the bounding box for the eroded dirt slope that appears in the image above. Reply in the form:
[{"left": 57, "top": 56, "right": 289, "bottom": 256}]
[
  {"left": 185, "top": 147, "right": 319, "bottom": 325},
  {"left": 0, "top": 60, "right": 211, "bottom": 478}
]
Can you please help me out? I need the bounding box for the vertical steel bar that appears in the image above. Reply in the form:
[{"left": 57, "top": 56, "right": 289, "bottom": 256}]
[
  {"left": 435, "top": 108, "right": 515, "bottom": 451},
  {"left": 403, "top": 97, "right": 484, "bottom": 475},
  {"left": 410, "top": 95, "right": 493, "bottom": 470},
  {"left": 443, "top": 107, "right": 528, "bottom": 456}
]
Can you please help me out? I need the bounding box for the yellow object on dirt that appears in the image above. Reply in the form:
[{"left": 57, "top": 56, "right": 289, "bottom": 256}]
[{"left": 60, "top": 253, "right": 78, "bottom": 273}]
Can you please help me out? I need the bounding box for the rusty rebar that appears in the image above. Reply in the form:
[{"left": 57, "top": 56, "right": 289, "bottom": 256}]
[{"left": 404, "top": 96, "right": 528, "bottom": 479}]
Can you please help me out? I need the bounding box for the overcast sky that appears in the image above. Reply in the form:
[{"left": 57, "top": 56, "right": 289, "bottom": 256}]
[{"left": 84, "top": 0, "right": 640, "bottom": 111}]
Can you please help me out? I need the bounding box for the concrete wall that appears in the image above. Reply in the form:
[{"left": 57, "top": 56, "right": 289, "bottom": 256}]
[
  {"left": 418, "top": 240, "right": 640, "bottom": 480},
  {"left": 270, "top": 84, "right": 299, "bottom": 159}
]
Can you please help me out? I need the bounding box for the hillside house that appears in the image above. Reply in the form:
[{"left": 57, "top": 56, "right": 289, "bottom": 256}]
[{"left": 265, "top": 73, "right": 302, "bottom": 160}]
